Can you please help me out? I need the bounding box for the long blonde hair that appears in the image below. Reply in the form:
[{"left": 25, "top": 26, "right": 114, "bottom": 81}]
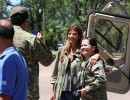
[{"left": 60, "top": 23, "right": 83, "bottom": 60}]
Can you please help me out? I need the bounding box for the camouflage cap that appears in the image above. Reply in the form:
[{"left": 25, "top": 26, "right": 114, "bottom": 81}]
[{"left": 10, "top": 6, "right": 28, "bottom": 17}]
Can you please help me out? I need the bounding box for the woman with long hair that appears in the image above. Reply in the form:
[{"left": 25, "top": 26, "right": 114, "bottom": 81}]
[{"left": 50, "top": 23, "right": 83, "bottom": 100}]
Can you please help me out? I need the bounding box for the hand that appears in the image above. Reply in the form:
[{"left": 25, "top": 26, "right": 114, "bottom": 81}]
[
  {"left": 77, "top": 89, "right": 88, "bottom": 98},
  {"left": 88, "top": 54, "right": 100, "bottom": 66},
  {"left": 50, "top": 90, "right": 55, "bottom": 100},
  {"left": 37, "top": 32, "right": 43, "bottom": 41}
]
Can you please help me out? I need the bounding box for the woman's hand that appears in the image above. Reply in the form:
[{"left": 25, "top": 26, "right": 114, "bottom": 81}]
[
  {"left": 50, "top": 90, "right": 55, "bottom": 100},
  {"left": 50, "top": 84, "right": 55, "bottom": 100},
  {"left": 77, "top": 89, "right": 88, "bottom": 98},
  {"left": 88, "top": 54, "right": 100, "bottom": 66}
]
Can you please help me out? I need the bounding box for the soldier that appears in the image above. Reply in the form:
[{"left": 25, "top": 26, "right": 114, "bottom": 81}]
[
  {"left": 77, "top": 37, "right": 107, "bottom": 100},
  {"left": 9, "top": 6, "right": 54, "bottom": 100}
]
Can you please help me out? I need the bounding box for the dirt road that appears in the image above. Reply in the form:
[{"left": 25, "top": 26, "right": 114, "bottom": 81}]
[{"left": 39, "top": 60, "right": 130, "bottom": 100}]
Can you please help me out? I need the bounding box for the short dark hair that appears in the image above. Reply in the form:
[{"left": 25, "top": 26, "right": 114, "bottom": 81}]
[
  {"left": 0, "top": 20, "right": 14, "bottom": 39},
  {"left": 83, "top": 37, "right": 99, "bottom": 54},
  {"left": 11, "top": 11, "right": 28, "bottom": 25}
]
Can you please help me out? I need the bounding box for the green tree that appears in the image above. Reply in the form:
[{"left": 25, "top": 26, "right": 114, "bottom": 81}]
[
  {"left": 0, "top": 0, "right": 13, "bottom": 18},
  {"left": 10, "top": 0, "right": 130, "bottom": 49},
  {"left": 45, "top": 30, "right": 58, "bottom": 49}
]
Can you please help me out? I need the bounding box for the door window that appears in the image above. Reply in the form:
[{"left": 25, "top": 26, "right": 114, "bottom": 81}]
[{"left": 94, "top": 19, "right": 128, "bottom": 60}]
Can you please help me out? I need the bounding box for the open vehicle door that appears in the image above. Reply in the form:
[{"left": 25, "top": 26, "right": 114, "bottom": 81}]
[{"left": 85, "top": 0, "right": 130, "bottom": 93}]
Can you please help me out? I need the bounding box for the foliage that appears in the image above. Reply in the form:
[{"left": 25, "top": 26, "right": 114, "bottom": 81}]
[
  {"left": 23, "top": 0, "right": 108, "bottom": 49},
  {"left": 0, "top": 0, "right": 13, "bottom": 18},
  {"left": 45, "top": 30, "right": 58, "bottom": 49},
  {"left": 1, "top": 0, "right": 130, "bottom": 49}
]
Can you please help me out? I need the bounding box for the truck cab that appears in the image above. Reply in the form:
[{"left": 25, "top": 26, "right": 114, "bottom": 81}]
[{"left": 85, "top": 0, "right": 130, "bottom": 93}]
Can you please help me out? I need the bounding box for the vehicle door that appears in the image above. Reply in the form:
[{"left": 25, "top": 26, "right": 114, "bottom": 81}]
[{"left": 85, "top": 0, "right": 130, "bottom": 93}]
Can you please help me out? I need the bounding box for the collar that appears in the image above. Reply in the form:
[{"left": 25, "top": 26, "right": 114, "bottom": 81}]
[
  {"left": 64, "top": 49, "right": 81, "bottom": 59},
  {"left": 0, "top": 46, "right": 16, "bottom": 59},
  {"left": 13, "top": 25, "right": 23, "bottom": 30}
]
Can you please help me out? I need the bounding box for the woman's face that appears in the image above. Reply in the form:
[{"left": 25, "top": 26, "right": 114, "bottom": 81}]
[
  {"left": 67, "top": 29, "right": 79, "bottom": 45},
  {"left": 81, "top": 39, "right": 95, "bottom": 58}
]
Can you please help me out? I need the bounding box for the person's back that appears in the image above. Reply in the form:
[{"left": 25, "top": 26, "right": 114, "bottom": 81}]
[
  {"left": 10, "top": 6, "right": 54, "bottom": 100},
  {"left": 0, "top": 47, "right": 28, "bottom": 100}
]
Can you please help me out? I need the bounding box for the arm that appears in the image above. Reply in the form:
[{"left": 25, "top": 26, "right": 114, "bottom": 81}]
[
  {"left": 88, "top": 54, "right": 106, "bottom": 66},
  {"left": 86, "top": 65, "right": 106, "bottom": 90},
  {"left": 50, "top": 49, "right": 61, "bottom": 84},
  {"left": 50, "top": 49, "right": 61, "bottom": 100},
  {"left": 50, "top": 84, "right": 55, "bottom": 100},
  {"left": 33, "top": 37, "right": 54, "bottom": 66},
  {"left": 88, "top": 54, "right": 100, "bottom": 66},
  {"left": 0, "top": 94, "right": 11, "bottom": 100}
]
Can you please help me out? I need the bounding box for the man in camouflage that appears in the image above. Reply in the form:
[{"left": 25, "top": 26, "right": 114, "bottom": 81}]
[{"left": 9, "top": 6, "right": 54, "bottom": 100}]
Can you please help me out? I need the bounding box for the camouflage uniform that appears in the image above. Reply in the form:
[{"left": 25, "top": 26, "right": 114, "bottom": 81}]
[
  {"left": 13, "top": 25, "right": 54, "bottom": 100},
  {"left": 78, "top": 60, "right": 107, "bottom": 100},
  {"left": 51, "top": 49, "right": 81, "bottom": 100}
]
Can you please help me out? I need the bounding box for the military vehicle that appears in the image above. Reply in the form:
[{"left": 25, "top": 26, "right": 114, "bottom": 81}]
[{"left": 85, "top": 0, "right": 130, "bottom": 94}]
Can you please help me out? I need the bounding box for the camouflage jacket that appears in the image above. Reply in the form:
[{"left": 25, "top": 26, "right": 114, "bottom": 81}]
[
  {"left": 13, "top": 25, "right": 54, "bottom": 100},
  {"left": 78, "top": 60, "right": 107, "bottom": 100},
  {"left": 51, "top": 48, "right": 82, "bottom": 100}
]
